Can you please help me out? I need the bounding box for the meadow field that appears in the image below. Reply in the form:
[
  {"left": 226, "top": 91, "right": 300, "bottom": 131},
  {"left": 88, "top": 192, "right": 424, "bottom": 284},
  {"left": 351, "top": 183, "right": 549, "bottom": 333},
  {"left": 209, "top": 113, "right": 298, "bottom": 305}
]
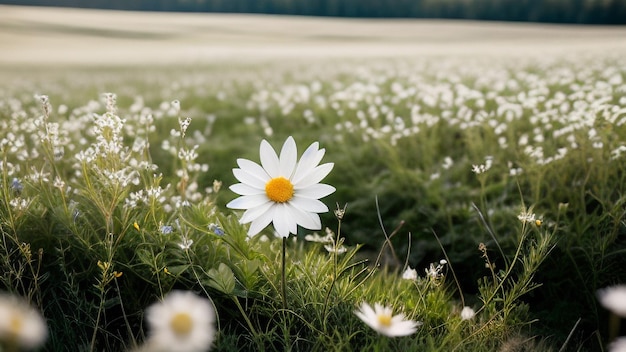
[{"left": 1, "top": 5, "right": 626, "bottom": 352}]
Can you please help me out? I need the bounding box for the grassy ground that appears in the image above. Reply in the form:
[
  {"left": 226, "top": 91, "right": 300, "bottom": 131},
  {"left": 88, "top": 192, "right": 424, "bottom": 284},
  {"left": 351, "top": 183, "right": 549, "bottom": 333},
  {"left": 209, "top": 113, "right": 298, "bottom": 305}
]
[{"left": 0, "top": 5, "right": 625, "bottom": 352}]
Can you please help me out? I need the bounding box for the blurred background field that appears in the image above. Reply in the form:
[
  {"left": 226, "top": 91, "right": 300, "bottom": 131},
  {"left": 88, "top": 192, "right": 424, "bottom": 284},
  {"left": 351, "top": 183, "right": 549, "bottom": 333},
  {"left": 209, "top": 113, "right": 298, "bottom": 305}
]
[
  {"left": 2, "top": 5, "right": 626, "bottom": 65},
  {"left": 1, "top": 4, "right": 626, "bottom": 352}
]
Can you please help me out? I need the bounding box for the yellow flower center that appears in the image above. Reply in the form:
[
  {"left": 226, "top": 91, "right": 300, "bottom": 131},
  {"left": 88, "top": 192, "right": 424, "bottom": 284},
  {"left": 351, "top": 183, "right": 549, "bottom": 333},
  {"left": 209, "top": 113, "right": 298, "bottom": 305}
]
[
  {"left": 9, "top": 313, "right": 22, "bottom": 337},
  {"left": 378, "top": 313, "right": 392, "bottom": 327},
  {"left": 170, "top": 312, "right": 193, "bottom": 337},
  {"left": 265, "top": 177, "right": 294, "bottom": 203}
]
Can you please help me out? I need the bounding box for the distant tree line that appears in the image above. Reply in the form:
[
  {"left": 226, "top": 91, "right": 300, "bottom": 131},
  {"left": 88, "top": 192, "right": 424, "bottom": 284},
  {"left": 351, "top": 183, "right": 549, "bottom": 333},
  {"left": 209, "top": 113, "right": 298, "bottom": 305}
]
[{"left": 3, "top": 0, "right": 626, "bottom": 24}]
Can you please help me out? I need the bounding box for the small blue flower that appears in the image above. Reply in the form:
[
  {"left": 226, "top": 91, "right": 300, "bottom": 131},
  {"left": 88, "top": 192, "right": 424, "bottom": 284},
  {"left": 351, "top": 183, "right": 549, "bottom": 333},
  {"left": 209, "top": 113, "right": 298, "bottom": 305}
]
[
  {"left": 208, "top": 223, "right": 224, "bottom": 236},
  {"left": 160, "top": 225, "right": 173, "bottom": 235},
  {"left": 10, "top": 178, "right": 23, "bottom": 194}
]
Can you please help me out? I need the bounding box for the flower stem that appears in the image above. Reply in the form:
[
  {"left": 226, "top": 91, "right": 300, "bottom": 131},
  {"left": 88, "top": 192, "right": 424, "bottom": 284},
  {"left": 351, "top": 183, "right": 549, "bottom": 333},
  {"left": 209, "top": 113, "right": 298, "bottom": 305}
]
[{"left": 282, "top": 237, "right": 287, "bottom": 311}]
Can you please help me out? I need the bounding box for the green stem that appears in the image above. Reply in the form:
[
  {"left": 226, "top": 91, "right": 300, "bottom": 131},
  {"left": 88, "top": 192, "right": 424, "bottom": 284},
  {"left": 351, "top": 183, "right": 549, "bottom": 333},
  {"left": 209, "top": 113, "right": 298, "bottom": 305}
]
[
  {"left": 322, "top": 220, "right": 341, "bottom": 328},
  {"left": 89, "top": 288, "right": 105, "bottom": 352},
  {"left": 282, "top": 237, "right": 287, "bottom": 311},
  {"left": 233, "top": 297, "right": 259, "bottom": 337}
]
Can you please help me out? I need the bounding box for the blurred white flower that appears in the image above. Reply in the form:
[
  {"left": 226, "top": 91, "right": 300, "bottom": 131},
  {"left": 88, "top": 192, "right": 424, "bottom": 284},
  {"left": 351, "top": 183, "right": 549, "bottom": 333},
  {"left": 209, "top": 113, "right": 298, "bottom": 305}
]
[
  {"left": 227, "top": 136, "right": 335, "bottom": 238},
  {"left": 178, "top": 238, "right": 193, "bottom": 250},
  {"left": 304, "top": 232, "right": 333, "bottom": 243},
  {"left": 145, "top": 290, "right": 216, "bottom": 352},
  {"left": 354, "top": 302, "right": 421, "bottom": 337},
  {"left": 402, "top": 267, "right": 418, "bottom": 281},
  {"left": 460, "top": 306, "right": 475, "bottom": 320},
  {"left": 324, "top": 243, "right": 347, "bottom": 254},
  {"left": 517, "top": 208, "right": 536, "bottom": 223},
  {"left": 0, "top": 294, "right": 48, "bottom": 349},
  {"left": 609, "top": 337, "right": 626, "bottom": 352},
  {"left": 597, "top": 285, "right": 626, "bottom": 317}
]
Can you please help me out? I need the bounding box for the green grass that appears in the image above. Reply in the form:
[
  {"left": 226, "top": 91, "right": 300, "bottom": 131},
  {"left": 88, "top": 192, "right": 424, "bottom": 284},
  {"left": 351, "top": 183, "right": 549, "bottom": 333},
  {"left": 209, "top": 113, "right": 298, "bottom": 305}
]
[{"left": 0, "top": 56, "right": 624, "bottom": 351}]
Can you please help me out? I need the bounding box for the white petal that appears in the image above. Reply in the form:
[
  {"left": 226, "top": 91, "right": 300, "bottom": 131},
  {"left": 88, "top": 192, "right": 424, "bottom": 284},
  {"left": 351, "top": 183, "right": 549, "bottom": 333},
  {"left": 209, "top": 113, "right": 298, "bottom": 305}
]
[
  {"left": 240, "top": 201, "right": 274, "bottom": 223},
  {"left": 283, "top": 204, "right": 300, "bottom": 235},
  {"left": 272, "top": 204, "right": 294, "bottom": 238},
  {"left": 247, "top": 205, "right": 275, "bottom": 237},
  {"left": 237, "top": 159, "right": 270, "bottom": 182},
  {"left": 226, "top": 194, "right": 269, "bottom": 210},
  {"left": 385, "top": 320, "right": 419, "bottom": 337},
  {"left": 289, "top": 205, "right": 321, "bottom": 230},
  {"left": 279, "top": 136, "right": 297, "bottom": 177},
  {"left": 260, "top": 139, "right": 280, "bottom": 177},
  {"left": 295, "top": 184, "right": 336, "bottom": 199},
  {"left": 290, "top": 196, "right": 329, "bottom": 213},
  {"left": 294, "top": 163, "right": 334, "bottom": 189},
  {"left": 233, "top": 168, "right": 266, "bottom": 189},
  {"left": 230, "top": 183, "right": 265, "bottom": 196},
  {"left": 292, "top": 144, "right": 325, "bottom": 184}
]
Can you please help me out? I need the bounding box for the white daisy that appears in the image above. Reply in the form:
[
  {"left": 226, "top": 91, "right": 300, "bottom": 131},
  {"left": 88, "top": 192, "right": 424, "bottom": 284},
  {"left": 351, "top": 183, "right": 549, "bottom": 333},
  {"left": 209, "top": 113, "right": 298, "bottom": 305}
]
[
  {"left": 145, "top": 290, "right": 216, "bottom": 352},
  {"left": 0, "top": 294, "right": 48, "bottom": 349},
  {"left": 227, "top": 136, "right": 335, "bottom": 238},
  {"left": 354, "top": 302, "right": 421, "bottom": 337},
  {"left": 597, "top": 285, "right": 626, "bottom": 317}
]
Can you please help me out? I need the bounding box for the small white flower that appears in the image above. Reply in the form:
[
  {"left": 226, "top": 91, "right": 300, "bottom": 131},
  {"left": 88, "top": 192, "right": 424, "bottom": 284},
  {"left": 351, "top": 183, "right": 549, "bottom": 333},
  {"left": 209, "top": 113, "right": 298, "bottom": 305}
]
[
  {"left": 401, "top": 267, "right": 418, "bottom": 281},
  {"left": 597, "top": 285, "right": 626, "bottom": 317},
  {"left": 354, "top": 302, "right": 421, "bottom": 337},
  {"left": 178, "top": 238, "right": 193, "bottom": 250},
  {"left": 145, "top": 290, "right": 216, "bottom": 352},
  {"left": 304, "top": 232, "right": 333, "bottom": 243},
  {"left": 227, "top": 136, "right": 335, "bottom": 238},
  {"left": 517, "top": 209, "right": 536, "bottom": 223},
  {"left": 460, "top": 306, "right": 475, "bottom": 320},
  {"left": 324, "top": 243, "right": 347, "bottom": 254},
  {"left": 0, "top": 294, "right": 48, "bottom": 349}
]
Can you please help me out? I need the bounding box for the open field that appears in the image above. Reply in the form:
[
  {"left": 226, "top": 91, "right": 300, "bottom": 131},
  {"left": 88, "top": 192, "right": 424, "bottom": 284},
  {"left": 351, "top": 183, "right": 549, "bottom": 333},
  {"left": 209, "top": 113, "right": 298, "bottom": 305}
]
[
  {"left": 2, "top": 5, "right": 626, "bottom": 65},
  {"left": 1, "top": 5, "right": 626, "bottom": 352}
]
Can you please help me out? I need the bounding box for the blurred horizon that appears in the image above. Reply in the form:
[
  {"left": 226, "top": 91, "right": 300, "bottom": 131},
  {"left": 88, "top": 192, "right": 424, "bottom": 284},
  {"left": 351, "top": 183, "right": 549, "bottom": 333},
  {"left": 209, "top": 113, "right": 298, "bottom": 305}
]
[{"left": 1, "top": 0, "right": 626, "bottom": 24}]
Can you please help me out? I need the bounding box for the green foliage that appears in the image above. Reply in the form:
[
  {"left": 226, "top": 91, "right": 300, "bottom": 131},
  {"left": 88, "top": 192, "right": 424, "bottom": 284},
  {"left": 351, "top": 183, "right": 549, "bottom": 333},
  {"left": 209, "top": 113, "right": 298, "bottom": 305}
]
[{"left": 0, "top": 56, "right": 624, "bottom": 350}]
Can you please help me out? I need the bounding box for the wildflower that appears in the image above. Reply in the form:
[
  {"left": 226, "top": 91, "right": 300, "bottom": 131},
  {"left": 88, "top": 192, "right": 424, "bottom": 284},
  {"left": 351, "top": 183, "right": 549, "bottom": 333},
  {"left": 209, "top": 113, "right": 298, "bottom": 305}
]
[
  {"left": 471, "top": 156, "right": 493, "bottom": 174},
  {"left": 212, "top": 180, "right": 222, "bottom": 193},
  {"left": 145, "top": 290, "right": 216, "bottom": 352},
  {"left": 53, "top": 176, "right": 65, "bottom": 189},
  {"left": 161, "top": 225, "right": 173, "bottom": 235},
  {"left": 0, "top": 294, "right": 48, "bottom": 349},
  {"left": 334, "top": 203, "right": 347, "bottom": 220},
  {"left": 10, "top": 178, "right": 23, "bottom": 195},
  {"left": 460, "top": 306, "right": 475, "bottom": 320},
  {"left": 324, "top": 243, "right": 347, "bottom": 254},
  {"left": 402, "top": 267, "right": 418, "bottom": 281},
  {"left": 227, "top": 136, "right": 335, "bottom": 238},
  {"left": 354, "top": 302, "right": 421, "bottom": 337},
  {"left": 425, "top": 260, "right": 447, "bottom": 280},
  {"left": 304, "top": 232, "right": 333, "bottom": 243},
  {"left": 597, "top": 285, "right": 626, "bottom": 317},
  {"left": 178, "top": 238, "right": 193, "bottom": 250},
  {"left": 517, "top": 209, "right": 536, "bottom": 223},
  {"left": 133, "top": 222, "right": 141, "bottom": 231},
  {"left": 207, "top": 223, "right": 224, "bottom": 236}
]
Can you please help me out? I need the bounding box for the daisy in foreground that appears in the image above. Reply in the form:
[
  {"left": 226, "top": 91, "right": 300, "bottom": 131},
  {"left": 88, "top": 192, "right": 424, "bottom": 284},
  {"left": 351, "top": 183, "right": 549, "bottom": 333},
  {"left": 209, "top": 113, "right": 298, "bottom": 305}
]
[
  {"left": 354, "top": 302, "right": 422, "bottom": 337},
  {"left": 227, "top": 136, "right": 335, "bottom": 238},
  {"left": 144, "top": 290, "right": 216, "bottom": 352},
  {"left": 0, "top": 294, "right": 48, "bottom": 350},
  {"left": 597, "top": 285, "right": 626, "bottom": 317}
]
